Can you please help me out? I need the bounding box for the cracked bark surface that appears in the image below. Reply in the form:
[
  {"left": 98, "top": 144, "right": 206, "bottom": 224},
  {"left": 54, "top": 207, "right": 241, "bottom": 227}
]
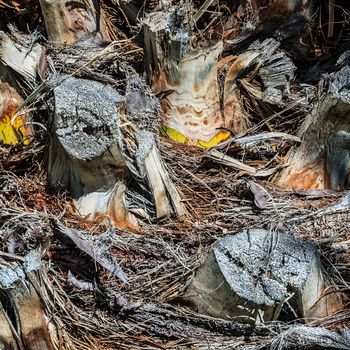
[{"left": 183, "top": 229, "right": 343, "bottom": 324}]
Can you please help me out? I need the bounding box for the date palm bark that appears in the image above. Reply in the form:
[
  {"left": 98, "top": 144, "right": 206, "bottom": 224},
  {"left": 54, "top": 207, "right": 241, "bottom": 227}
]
[
  {"left": 275, "top": 64, "right": 350, "bottom": 189},
  {"left": 143, "top": 0, "right": 312, "bottom": 146},
  {"left": 143, "top": 6, "right": 230, "bottom": 147}
]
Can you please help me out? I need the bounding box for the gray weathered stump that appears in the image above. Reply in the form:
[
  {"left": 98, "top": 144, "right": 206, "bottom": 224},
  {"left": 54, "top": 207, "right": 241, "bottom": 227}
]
[
  {"left": 184, "top": 229, "right": 342, "bottom": 324},
  {"left": 48, "top": 74, "right": 186, "bottom": 230}
]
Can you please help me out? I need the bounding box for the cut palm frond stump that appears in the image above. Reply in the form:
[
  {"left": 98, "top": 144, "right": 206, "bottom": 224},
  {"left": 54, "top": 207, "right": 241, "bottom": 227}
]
[
  {"left": 0, "top": 0, "right": 186, "bottom": 230},
  {"left": 39, "top": 0, "right": 111, "bottom": 44},
  {"left": 0, "top": 252, "right": 53, "bottom": 349},
  {"left": 275, "top": 64, "right": 350, "bottom": 190},
  {"left": 184, "top": 229, "right": 343, "bottom": 324},
  {"left": 0, "top": 29, "right": 38, "bottom": 145},
  {"left": 143, "top": 2, "right": 230, "bottom": 147}
]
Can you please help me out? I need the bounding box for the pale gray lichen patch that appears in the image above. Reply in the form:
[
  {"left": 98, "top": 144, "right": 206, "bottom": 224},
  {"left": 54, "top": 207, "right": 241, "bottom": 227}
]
[
  {"left": 24, "top": 250, "right": 41, "bottom": 273},
  {"left": 0, "top": 262, "right": 25, "bottom": 289}
]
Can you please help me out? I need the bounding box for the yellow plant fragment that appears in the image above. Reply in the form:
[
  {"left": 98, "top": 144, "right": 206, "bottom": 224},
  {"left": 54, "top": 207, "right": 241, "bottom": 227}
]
[
  {"left": 0, "top": 113, "right": 30, "bottom": 145},
  {"left": 197, "top": 131, "right": 231, "bottom": 148},
  {"left": 0, "top": 82, "right": 31, "bottom": 145},
  {"left": 163, "top": 126, "right": 231, "bottom": 148}
]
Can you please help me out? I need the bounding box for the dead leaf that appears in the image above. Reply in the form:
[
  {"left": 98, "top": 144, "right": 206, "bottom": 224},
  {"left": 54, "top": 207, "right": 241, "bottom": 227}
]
[{"left": 248, "top": 181, "right": 270, "bottom": 209}]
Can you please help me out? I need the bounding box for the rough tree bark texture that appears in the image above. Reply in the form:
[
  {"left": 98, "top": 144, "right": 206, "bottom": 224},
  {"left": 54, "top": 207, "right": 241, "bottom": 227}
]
[
  {"left": 48, "top": 75, "right": 139, "bottom": 229},
  {"left": 275, "top": 65, "right": 350, "bottom": 189},
  {"left": 48, "top": 70, "right": 185, "bottom": 229},
  {"left": 0, "top": 302, "right": 17, "bottom": 349},
  {"left": 0, "top": 30, "right": 41, "bottom": 86},
  {"left": 184, "top": 229, "right": 343, "bottom": 324}
]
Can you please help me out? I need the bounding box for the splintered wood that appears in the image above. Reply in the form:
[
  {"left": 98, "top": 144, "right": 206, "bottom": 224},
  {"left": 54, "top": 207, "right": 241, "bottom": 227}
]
[
  {"left": 1, "top": 0, "right": 350, "bottom": 349},
  {"left": 143, "top": 4, "right": 298, "bottom": 145},
  {"left": 0, "top": 31, "right": 41, "bottom": 86}
]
